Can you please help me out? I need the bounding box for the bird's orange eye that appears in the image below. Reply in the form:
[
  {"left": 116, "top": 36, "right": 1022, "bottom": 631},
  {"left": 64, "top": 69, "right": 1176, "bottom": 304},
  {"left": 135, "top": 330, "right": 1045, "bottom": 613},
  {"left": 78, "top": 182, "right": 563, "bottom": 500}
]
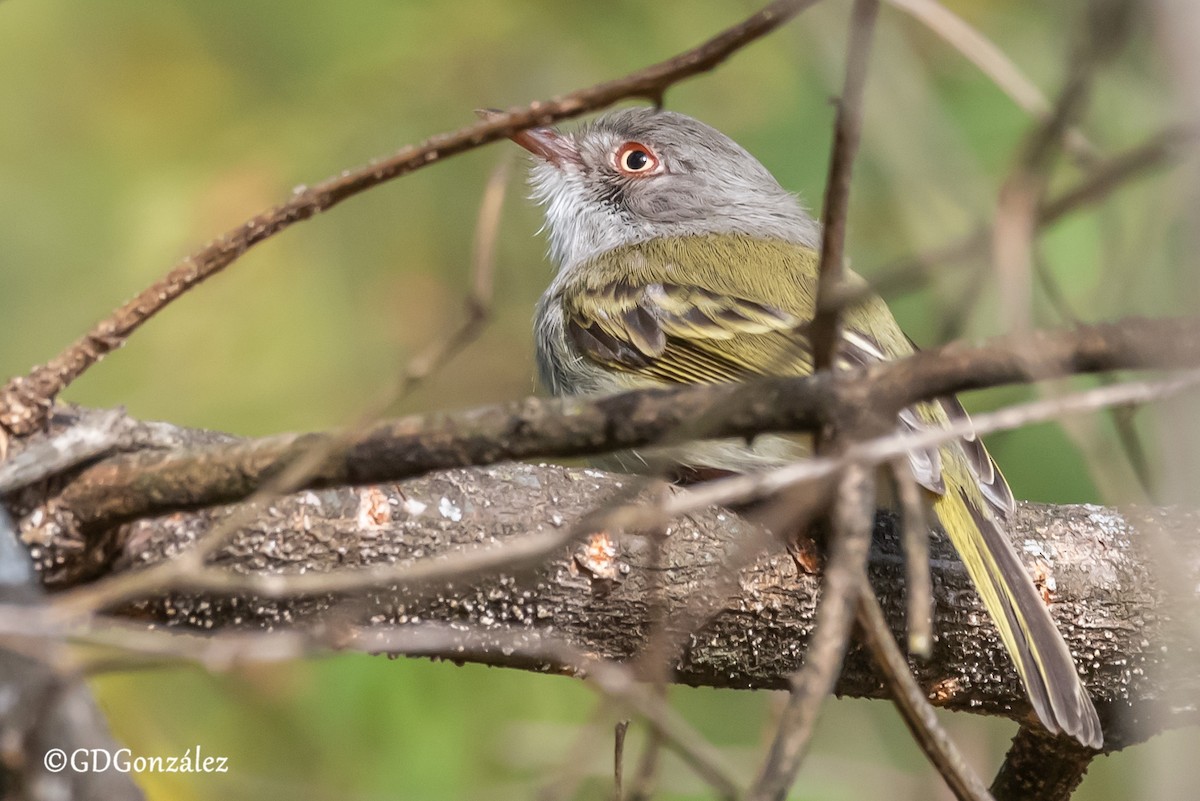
[{"left": 615, "top": 142, "right": 659, "bottom": 175}]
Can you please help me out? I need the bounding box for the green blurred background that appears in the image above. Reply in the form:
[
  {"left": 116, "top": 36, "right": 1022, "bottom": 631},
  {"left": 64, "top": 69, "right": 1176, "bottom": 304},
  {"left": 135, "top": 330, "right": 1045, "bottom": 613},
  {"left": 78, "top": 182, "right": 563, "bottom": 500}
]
[{"left": 1, "top": 0, "right": 1196, "bottom": 798}]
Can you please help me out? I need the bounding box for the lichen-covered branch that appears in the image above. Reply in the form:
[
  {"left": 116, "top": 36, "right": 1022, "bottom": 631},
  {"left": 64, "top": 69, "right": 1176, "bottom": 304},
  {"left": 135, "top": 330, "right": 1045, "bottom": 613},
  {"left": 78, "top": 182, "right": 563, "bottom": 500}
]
[{"left": 12, "top": 414, "right": 1195, "bottom": 751}]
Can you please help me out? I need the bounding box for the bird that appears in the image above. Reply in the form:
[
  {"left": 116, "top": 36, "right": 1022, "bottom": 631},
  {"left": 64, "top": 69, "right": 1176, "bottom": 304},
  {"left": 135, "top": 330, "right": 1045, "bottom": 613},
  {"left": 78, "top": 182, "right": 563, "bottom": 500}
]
[{"left": 504, "top": 106, "right": 1102, "bottom": 748}]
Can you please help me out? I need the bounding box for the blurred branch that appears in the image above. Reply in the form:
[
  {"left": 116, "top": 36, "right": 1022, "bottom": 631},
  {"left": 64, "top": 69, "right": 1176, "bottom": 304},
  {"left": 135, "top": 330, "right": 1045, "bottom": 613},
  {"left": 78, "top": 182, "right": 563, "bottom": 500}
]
[
  {"left": 391, "top": 156, "right": 510, "bottom": 400},
  {"left": 749, "top": 465, "right": 877, "bottom": 801},
  {"left": 0, "top": 0, "right": 824, "bottom": 440},
  {"left": 39, "top": 316, "right": 1200, "bottom": 547},
  {"left": 1041, "top": 126, "right": 1194, "bottom": 223},
  {"left": 993, "top": 24, "right": 1105, "bottom": 332},
  {"left": 858, "top": 125, "right": 1194, "bottom": 308},
  {"left": 0, "top": 507, "right": 143, "bottom": 801},
  {"left": 887, "top": 0, "right": 1098, "bottom": 162}
]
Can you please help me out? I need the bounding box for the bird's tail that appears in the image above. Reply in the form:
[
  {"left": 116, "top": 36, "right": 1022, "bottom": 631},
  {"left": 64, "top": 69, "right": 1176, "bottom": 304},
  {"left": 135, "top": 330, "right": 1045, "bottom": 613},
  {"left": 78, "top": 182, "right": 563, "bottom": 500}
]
[{"left": 932, "top": 485, "right": 1103, "bottom": 748}]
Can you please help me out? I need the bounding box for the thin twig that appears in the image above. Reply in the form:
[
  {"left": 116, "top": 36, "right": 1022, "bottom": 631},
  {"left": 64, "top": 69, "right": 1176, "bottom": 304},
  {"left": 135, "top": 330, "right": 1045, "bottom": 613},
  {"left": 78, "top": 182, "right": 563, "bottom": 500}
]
[
  {"left": 811, "top": 0, "right": 882, "bottom": 373},
  {"left": 994, "top": 74, "right": 1092, "bottom": 334},
  {"left": 891, "top": 456, "right": 932, "bottom": 656},
  {"left": 349, "top": 625, "right": 745, "bottom": 801},
  {"left": 1033, "top": 253, "right": 1158, "bottom": 500},
  {"left": 626, "top": 728, "right": 663, "bottom": 801},
  {"left": 26, "top": 615, "right": 745, "bottom": 799},
  {"left": 854, "top": 583, "right": 996, "bottom": 801},
  {"left": 537, "top": 705, "right": 614, "bottom": 801},
  {"left": 848, "top": 126, "right": 1193, "bottom": 314},
  {"left": 0, "top": 0, "right": 823, "bottom": 438},
  {"left": 748, "top": 465, "right": 876, "bottom": 801},
  {"left": 614, "top": 720, "right": 630, "bottom": 801},
  {"left": 993, "top": 0, "right": 1135, "bottom": 335}
]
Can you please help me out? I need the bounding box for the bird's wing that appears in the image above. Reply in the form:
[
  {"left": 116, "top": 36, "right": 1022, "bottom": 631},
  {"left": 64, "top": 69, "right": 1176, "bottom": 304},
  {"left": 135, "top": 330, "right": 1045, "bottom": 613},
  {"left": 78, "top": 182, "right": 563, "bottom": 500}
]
[
  {"left": 563, "top": 280, "right": 810, "bottom": 385},
  {"left": 564, "top": 273, "right": 1014, "bottom": 518}
]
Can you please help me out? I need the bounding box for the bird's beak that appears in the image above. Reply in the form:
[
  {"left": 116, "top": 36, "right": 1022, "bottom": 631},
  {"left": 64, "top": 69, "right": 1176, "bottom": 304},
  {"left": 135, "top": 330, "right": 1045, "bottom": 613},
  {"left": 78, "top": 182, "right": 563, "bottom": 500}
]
[
  {"left": 477, "top": 109, "right": 579, "bottom": 168},
  {"left": 509, "top": 127, "right": 578, "bottom": 168}
]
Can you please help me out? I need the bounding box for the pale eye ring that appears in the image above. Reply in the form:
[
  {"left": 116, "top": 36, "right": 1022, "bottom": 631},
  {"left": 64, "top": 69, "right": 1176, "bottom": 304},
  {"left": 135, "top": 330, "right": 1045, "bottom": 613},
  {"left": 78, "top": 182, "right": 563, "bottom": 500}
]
[{"left": 615, "top": 142, "right": 660, "bottom": 175}]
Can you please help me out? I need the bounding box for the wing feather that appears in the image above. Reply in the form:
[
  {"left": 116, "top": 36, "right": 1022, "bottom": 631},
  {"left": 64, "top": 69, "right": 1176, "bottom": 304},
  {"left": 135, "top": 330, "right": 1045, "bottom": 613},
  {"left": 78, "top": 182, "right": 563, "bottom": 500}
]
[{"left": 565, "top": 281, "right": 804, "bottom": 385}]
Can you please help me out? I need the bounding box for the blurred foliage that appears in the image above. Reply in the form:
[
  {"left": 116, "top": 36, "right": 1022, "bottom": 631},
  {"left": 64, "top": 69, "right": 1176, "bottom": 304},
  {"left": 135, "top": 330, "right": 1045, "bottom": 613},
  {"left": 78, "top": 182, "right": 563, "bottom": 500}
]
[{"left": 1, "top": 0, "right": 1197, "bottom": 799}]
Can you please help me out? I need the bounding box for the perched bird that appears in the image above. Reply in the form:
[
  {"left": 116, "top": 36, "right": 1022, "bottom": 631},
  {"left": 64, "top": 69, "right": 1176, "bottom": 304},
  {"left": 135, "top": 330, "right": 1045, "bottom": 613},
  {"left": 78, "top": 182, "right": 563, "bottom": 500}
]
[{"left": 506, "top": 106, "right": 1102, "bottom": 748}]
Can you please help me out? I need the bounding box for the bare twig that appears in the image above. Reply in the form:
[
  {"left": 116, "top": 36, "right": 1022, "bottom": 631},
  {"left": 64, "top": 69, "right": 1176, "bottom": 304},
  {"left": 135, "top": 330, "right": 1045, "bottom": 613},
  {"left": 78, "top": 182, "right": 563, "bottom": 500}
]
[
  {"left": 0, "top": 0, "right": 823, "bottom": 438},
  {"left": 653, "top": 370, "right": 1200, "bottom": 522},
  {"left": 748, "top": 465, "right": 876, "bottom": 801},
  {"left": 614, "top": 720, "right": 630, "bottom": 801},
  {"left": 993, "top": 0, "right": 1135, "bottom": 334},
  {"left": 994, "top": 76, "right": 1092, "bottom": 334},
  {"left": 626, "top": 728, "right": 664, "bottom": 801},
  {"left": 811, "top": 0, "right": 881, "bottom": 373},
  {"left": 1033, "top": 254, "right": 1158, "bottom": 501},
  {"left": 853, "top": 126, "right": 1193, "bottom": 314},
  {"left": 1041, "top": 128, "right": 1193, "bottom": 223},
  {"left": 537, "top": 705, "right": 614, "bottom": 801},
  {"left": 35, "top": 616, "right": 744, "bottom": 799},
  {"left": 892, "top": 456, "right": 932, "bottom": 656},
  {"left": 855, "top": 582, "right": 995, "bottom": 801},
  {"left": 348, "top": 625, "right": 745, "bottom": 800}
]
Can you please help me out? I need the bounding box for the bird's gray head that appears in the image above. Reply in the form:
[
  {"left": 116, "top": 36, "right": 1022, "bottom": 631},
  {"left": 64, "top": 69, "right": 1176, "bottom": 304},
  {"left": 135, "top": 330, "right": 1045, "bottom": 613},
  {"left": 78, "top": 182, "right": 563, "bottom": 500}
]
[{"left": 508, "top": 107, "right": 819, "bottom": 269}]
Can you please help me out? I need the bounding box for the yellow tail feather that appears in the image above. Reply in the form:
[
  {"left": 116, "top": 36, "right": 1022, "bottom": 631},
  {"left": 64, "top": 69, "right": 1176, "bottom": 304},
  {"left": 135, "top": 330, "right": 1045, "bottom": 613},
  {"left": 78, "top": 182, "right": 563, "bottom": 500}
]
[{"left": 932, "top": 481, "right": 1102, "bottom": 748}]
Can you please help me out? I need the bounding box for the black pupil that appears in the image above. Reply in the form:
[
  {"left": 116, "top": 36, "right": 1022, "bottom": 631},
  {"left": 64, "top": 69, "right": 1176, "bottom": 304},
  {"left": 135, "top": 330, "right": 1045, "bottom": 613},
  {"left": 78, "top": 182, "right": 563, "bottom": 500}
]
[{"left": 624, "top": 149, "right": 649, "bottom": 170}]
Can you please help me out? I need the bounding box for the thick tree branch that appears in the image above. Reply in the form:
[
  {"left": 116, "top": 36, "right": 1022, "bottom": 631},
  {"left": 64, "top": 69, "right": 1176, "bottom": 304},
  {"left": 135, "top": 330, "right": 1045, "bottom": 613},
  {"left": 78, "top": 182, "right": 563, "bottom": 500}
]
[
  {"left": 7, "top": 416, "right": 1197, "bottom": 750},
  {"left": 62, "top": 466, "right": 1200, "bottom": 746}
]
